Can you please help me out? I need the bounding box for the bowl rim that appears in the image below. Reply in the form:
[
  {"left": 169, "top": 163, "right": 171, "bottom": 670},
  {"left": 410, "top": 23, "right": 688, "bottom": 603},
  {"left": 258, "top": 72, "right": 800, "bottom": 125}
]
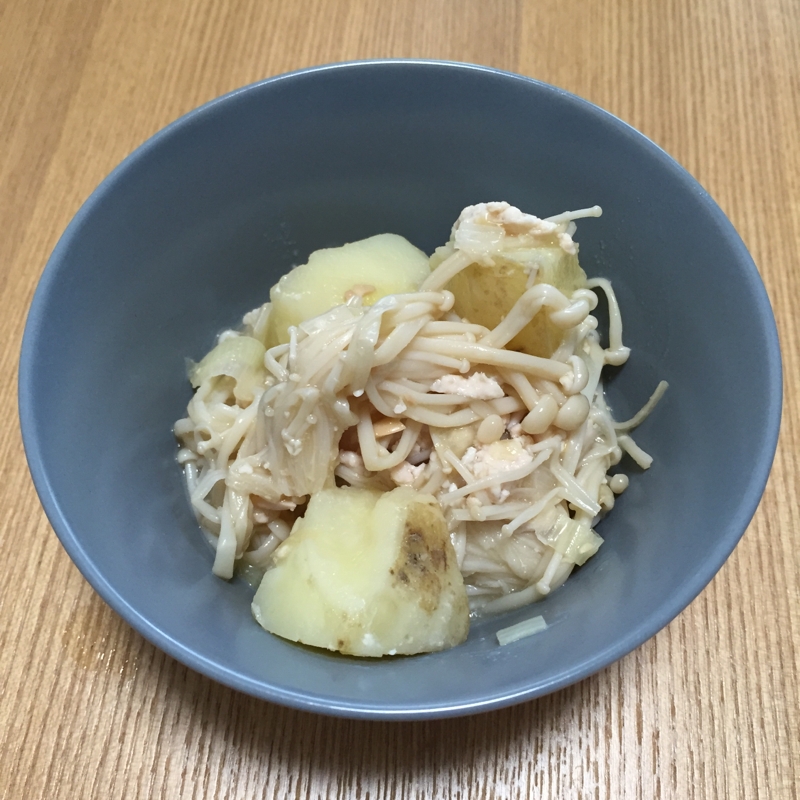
[{"left": 18, "top": 58, "right": 784, "bottom": 719}]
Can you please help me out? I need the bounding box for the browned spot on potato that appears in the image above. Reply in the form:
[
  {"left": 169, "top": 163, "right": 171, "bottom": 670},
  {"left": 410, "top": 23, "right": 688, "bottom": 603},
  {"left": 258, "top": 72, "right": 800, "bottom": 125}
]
[{"left": 390, "top": 500, "right": 452, "bottom": 614}]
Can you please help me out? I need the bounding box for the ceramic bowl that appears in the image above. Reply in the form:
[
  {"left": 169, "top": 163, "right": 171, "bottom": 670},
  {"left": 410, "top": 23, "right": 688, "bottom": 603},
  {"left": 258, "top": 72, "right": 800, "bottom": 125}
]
[{"left": 19, "top": 61, "right": 782, "bottom": 719}]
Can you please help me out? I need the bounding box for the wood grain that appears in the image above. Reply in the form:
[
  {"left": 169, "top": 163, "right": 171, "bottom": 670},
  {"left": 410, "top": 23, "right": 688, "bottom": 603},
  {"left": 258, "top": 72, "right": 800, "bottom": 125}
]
[{"left": 1, "top": 0, "right": 797, "bottom": 798}]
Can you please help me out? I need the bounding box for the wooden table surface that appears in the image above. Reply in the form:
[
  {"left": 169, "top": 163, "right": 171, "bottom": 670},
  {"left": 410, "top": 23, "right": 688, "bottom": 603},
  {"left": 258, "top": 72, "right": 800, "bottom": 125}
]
[{"left": 1, "top": 0, "right": 798, "bottom": 798}]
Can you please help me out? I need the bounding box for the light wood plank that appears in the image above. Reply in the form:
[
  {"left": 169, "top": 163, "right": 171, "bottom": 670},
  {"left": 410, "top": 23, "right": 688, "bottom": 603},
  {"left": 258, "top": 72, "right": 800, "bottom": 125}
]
[{"left": 1, "top": 0, "right": 797, "bottom": 798}]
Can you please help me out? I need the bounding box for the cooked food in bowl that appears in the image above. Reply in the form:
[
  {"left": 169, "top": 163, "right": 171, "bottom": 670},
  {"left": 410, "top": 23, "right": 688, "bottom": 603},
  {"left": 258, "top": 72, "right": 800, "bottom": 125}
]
[{"left": 174, "top": 201, "right": 666, "bottom": 657}]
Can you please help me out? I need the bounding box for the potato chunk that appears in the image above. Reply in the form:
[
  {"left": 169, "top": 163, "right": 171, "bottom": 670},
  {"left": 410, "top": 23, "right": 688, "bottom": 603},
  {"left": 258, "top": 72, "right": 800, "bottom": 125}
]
[
  {"left": 429, "top": 202, "right": 588, "bottom": 358},
  {"left": 267, "top": 234, "right": 430, "bottom": 346},
  {"left": 444, "top": 247, "right": 587, "bottom": 358},
  {"left": 251, "top": 486, "right": 469, "bottom": 657}
]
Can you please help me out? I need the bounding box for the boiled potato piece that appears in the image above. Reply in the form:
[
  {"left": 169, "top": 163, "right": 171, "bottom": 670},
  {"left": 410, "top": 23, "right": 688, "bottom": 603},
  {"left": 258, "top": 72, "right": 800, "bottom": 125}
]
[
  {"left": 267, "top": 234, "right": 430, "bottom": 346},
  {"left": 434, "top": 243, "right": 587, "bottom": 358},
  {"left": 188, "top": 335, "right": 266, "bottom": 404},
  {"left": 251, "top": 486, "right": 469, "bottom": 657}
]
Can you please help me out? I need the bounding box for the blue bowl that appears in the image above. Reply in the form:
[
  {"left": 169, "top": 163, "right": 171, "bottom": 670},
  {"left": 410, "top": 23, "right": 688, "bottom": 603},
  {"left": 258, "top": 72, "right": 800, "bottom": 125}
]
[{"left": 19, "top": 61, "right": 781, "bottom": 719}]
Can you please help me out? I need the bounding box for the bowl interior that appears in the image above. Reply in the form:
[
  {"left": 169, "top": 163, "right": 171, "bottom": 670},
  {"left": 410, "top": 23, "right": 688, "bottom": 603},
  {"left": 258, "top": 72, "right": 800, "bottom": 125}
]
[{"left": 19, "top": 61, "right": 781, "bottom": 718}]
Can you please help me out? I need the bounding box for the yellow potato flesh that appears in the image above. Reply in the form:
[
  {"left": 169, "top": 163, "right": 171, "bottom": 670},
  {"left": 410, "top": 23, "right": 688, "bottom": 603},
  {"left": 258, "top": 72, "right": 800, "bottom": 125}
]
[
  {"left": 267, "top": 233, "right": 430, "bottom": 346},
  {"left": 251, "top": 486, "right": 469, "bottom": 657},
  {"left": 445, "top": 246, "right": 587, "bottom": 358}
]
